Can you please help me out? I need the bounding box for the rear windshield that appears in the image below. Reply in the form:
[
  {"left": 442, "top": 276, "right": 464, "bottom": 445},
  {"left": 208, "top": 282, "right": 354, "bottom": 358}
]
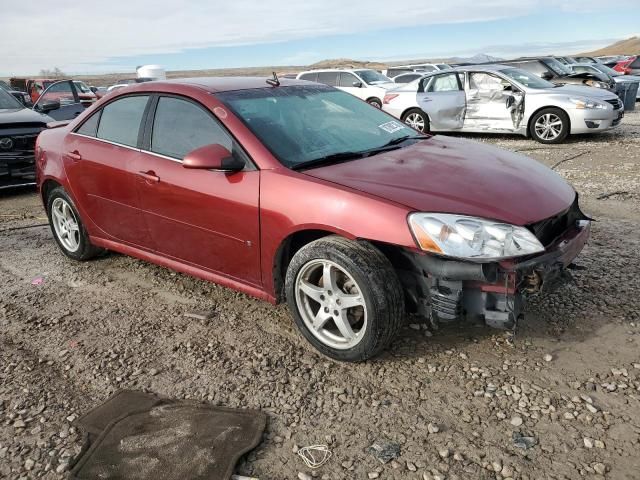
[{"left": 216, "top": 85, "right": 415, "bottom": 168}]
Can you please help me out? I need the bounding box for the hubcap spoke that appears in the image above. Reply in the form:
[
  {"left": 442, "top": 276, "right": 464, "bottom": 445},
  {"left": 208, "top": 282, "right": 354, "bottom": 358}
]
[
  {"left": 312, "top": 310, "right": 330, "bottom": 331},
  {"left": 322, "top": 262, "right": 338, "bottom": 293},
  {"left": 334, "top": 311, "right": 355, "bottom": 340},
  {"left": 299, "top": 279, "right": 325, "bottom": 303}
]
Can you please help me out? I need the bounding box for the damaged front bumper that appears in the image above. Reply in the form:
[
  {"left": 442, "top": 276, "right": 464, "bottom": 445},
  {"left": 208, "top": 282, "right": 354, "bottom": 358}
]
[{"left": 400, "top": 217, "right": 591, "bottom": 331}]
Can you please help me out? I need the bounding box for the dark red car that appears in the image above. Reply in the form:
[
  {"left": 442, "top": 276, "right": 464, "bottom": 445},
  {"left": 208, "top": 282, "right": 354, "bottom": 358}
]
[
  {"left": 613, "top": 56, "right": 640, "bottom": 75},
  {"left": 35, "top": 77, "right": 591, "bottom": 361}
]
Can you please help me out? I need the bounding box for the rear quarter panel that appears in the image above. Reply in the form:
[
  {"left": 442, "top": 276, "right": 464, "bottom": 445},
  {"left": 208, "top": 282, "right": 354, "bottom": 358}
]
[{"left": 36, "top": 126, "right": 71, "bottom": 202}]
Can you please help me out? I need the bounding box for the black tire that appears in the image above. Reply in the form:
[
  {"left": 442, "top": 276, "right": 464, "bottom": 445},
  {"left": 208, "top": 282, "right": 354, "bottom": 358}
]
[
  {"left": 529, "top": 107, "right": 569, "bottom": 144},
  {"left": 401, "top": 108, "right": 430, "bottom": 133},
  {"left": 285, "top": 235, "right": 404, "bottom": 362},
  {"left": 367, "top": 98, "right": 382, "bottom": 109},
  {"left": 46, "top": 186, "right": 103, "bottom": 261}
]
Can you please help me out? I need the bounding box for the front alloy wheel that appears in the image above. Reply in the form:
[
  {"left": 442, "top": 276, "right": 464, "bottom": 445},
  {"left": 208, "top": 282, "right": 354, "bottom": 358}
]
[
  {"left": 285, "top": 236, "right": 404, "bottom": 362},
  {"left": 530, "top": 108, "right": 569, "bottom": 144},
  {"left": 295, "top": 259, "right": 367, "bottom": 350}
]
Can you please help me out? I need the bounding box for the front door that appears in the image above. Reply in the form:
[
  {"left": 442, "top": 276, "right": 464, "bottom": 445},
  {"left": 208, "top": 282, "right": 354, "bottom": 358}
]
[
  {"left": 65, "top": 94, "right": 152, "bottom": 247},
  {"left": 416, "top": 72, "right": 465, "bottom": 130},
  {"left": 34, "top": 81, "right": 85, "bottom": 121},
  {"left": 132, "top": 95, "right": 261, "bottom": 286},
  {"left": 463, "top": 72, "right": 520, "bottom": 131}
]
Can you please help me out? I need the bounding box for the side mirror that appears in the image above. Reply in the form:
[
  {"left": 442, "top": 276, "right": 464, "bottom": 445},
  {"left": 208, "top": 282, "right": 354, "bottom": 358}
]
[
  {"left": 183, "top": 144, "right": 245, "bottom": 172},
  {"left": 37, "top": 99, "right": 61, "bottom": 112},
  {"left": 541, "top": 72, "right": 554, "bottom": 80},
  {"left": 352, "top": 81, "right": 363, "bottom": 88},
  {"left": 89, "top": 86, "right": 98, "bottom": 93}
]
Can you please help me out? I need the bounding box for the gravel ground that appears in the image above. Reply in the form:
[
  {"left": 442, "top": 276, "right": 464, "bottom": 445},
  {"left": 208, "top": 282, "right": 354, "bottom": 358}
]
[{"left": 1, "top": 111, "right": 639, "bottom": 480}]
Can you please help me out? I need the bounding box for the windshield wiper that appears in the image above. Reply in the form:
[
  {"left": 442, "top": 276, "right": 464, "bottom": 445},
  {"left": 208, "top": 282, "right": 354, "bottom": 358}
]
[
  {"left": 292, "top": 151, "right": 370, "bottom": 170},
  {"left": 292, "top": 135, "right": 428, "bottom": 171}
]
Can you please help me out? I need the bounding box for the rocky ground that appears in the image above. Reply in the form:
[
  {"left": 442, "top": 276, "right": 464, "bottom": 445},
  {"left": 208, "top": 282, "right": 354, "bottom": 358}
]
[{"left": 1, "top": 111, "right": 639, "bottom": 480}]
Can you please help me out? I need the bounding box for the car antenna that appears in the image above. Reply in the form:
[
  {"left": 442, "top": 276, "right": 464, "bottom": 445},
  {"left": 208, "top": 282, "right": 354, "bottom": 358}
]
[{"left": 266, "top": 71, "right": 280, "bottom": 87}]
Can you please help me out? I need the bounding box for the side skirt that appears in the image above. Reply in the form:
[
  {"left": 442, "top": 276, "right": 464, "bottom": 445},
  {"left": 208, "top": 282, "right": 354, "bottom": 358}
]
[{"left": 90, "top": 236, "right": 276, "bottom": 304}]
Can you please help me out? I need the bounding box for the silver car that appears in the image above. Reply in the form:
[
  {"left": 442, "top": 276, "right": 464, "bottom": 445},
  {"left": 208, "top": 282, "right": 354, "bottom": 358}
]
[{"left": 382, "top": 65, "right": 624, "bottom": 143}]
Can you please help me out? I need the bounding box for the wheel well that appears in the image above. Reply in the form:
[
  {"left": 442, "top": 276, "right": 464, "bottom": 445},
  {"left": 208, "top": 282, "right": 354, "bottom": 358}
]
[
  {"left": 526, "top": 106, "right": 571, "bottom": 137},
  {"left": 273, "top": 229, "right": 339, "bottom": 302},
  {"left": 41, "top": 179, "right": 62, "bottom": 205}
]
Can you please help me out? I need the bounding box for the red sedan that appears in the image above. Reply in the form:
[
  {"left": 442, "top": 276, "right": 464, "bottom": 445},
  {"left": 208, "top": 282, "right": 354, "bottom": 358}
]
[{"left": 35, "top": 77, "right": 591, "bottom": 361}]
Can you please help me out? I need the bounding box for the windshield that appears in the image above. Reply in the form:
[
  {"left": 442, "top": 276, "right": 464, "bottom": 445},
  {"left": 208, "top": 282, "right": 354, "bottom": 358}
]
[
  {"left": 217, "top": 85, "right": 420, "bottom": 168},
  {"left": 501, "top": 68, "right": 556, "bottom": 89},
  {"left": 0, "top": 88, "right": 23, "bottom": 109},
  {"left": 544, "top": 57, "right": 572, "bottom": 75},
  {"left": 355, "top": 70, "right": 392, "bottom": 85}
]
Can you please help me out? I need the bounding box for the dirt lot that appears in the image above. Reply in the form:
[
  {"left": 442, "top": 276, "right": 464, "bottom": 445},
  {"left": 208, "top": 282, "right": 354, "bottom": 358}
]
[{"left": 1, "top": 111, "right": 639, "bottom": 480}]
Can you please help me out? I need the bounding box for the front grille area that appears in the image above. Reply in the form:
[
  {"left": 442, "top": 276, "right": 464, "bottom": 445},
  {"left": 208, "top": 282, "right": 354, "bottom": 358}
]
[
  {"left": 0, "top": 132, "right": 42, "bottom": 186},
  {"left": 527, "top": 197, "right": 587, "bottom": 247},
  {"left": 605, "top": 98, "right": 623, "bottom": 110}
]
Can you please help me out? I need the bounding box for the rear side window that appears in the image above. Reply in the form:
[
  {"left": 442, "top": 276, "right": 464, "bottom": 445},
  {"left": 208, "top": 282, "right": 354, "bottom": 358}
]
[
  {"left": 151, "top": 96, "right": 231, "bottom": 160},
  {"left": 428, "top": 73, "right": 461, "bottom": 92},
  {"left": 316, "top": 72, "right": 338, "bottom": 86},
  {"left": 97, "top": 95, "right": 149, "bottom": 147},
  {"left": 76, "top": 111, "right": 100, "bottom": 137},
  {"left": 299, "top": 73, "right": 318, "bottom": 82},
  {"left": 395, "top": 74, "right": 421, "bottom": 84}
]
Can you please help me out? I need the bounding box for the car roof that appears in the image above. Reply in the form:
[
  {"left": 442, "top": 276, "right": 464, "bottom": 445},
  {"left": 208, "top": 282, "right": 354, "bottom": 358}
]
[
  {"left": 121, "top": 76, "right": 314, "bottom": 93},
  {"left": 453, "top": 64, "right": 512, "bottom": 73}
]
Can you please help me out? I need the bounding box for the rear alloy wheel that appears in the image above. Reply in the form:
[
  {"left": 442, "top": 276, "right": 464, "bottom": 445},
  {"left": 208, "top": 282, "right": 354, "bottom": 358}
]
[
  {"left": 47, "top": 186, "right": 102, "bottom": 260},
  {"left": 402, "top": 108, "right": 430, "bottom": 133},
  {"left": 530, "top": 108, "right": 569, "bottom": 144},
  {"left": 285, "top": 236, "right": 404, "bottom": 362},
  {"left": 367, "top": 98, "right": 382, "bottom": 109}
]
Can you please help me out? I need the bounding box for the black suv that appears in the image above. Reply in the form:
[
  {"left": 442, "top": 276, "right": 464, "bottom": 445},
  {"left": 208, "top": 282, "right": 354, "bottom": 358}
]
[
  {"left": 498, "top": 57, "right": 617, "bottom": 93},
  {"left": 0, "top": 80, "right": 84, "bottom": 189}
]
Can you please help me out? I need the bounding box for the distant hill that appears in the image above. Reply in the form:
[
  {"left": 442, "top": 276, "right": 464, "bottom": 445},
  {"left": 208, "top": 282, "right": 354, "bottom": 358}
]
[
  {"left": 309, "top": 58, "right": 387, "bottom": 69},
  {"left": 580, "top": 36, "right": 640, "bottom": 56}
]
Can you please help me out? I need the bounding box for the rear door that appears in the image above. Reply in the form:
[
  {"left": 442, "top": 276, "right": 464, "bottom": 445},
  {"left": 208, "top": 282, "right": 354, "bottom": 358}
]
[
  {"left": 416, "top": 72, "right": 465, "bottom": 130},
  {"left": 65, "top": 94, "right": 153, "bottom": 247},
  {"left": 34, "top": 81, "right": 85, "bottom": 121},
  {"left": 132, "top": 95, "right": 261, "bottom": 285}
]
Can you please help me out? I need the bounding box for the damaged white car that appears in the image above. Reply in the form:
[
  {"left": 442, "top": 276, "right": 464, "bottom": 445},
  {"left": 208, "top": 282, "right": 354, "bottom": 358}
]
[{"left": 382, "top": 65, "right": 624, "bottom": 143}]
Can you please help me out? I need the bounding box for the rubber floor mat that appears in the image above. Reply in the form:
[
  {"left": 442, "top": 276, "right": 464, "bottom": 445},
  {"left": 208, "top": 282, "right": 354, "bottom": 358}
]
[{"left": 70, "top": 391, "right": 266, "bottom": 480}]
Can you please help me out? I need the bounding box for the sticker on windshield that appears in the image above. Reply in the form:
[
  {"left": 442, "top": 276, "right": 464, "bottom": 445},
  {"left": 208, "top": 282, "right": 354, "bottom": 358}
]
[{"left": 378, "top": 121, "right": 406, "bottom": 133}]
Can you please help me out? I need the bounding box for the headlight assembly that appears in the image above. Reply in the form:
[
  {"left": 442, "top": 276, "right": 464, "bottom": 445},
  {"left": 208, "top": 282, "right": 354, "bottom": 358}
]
[
  {"left": 584, "top": 79, "right": 609, "bottom": 89},
  {"left": 408, "top": 213, "right": 545, "bottom": 261},
  {"left": 569, "top": 97, "right": 606, "bottom": 109}
]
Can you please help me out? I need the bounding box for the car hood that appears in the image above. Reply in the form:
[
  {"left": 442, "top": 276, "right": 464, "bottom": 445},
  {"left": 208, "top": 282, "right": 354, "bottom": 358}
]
[
  {"left": 0, "top": 107, "right": 52, "bottom": 125},
  {"left": 303, "top": 135, "right": 575, "bottom": 226}
]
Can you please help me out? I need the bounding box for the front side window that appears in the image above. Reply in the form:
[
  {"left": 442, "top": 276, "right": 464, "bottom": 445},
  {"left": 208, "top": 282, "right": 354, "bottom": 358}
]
[
  {"left": 0, "top": 88, "right": 23, "bottom": 109},
  {"left": 151, "top": 96, "right": 231, "bottom": 160},
  {"left": 97, "top": 95, "right": 149, "bottom": 147},
  {"left": 217, "top": 85, "right": 417, "bottom": 169},
  {"left": 38, "top": 81, "right": 76, "bottom": 106},
  {"left": 428, "top": 73, "right": 461, "bottom": 92}
]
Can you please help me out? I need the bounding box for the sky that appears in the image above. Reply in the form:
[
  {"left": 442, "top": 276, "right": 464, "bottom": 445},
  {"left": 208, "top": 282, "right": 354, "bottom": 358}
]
[{"left": 1, "top": 0, "right": 638, "bottom": 76}]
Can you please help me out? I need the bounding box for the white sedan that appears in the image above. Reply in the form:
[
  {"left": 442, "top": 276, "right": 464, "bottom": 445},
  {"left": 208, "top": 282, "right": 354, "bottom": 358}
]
[{"left": 381, "top": 65, "right": 624, "bottom": 144}]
